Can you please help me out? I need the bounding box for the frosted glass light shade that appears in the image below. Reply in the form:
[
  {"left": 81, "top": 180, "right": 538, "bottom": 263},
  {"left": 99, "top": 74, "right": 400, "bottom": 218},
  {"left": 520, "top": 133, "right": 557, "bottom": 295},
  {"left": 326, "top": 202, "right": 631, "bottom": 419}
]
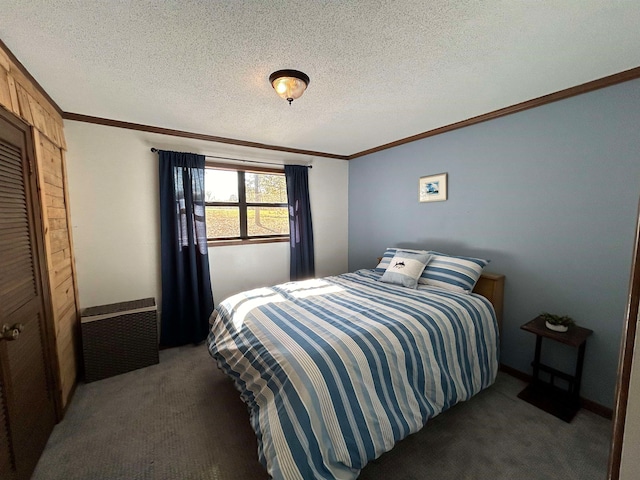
[{"left": 269, "top": 70, "right": 310, "bottom": 105}]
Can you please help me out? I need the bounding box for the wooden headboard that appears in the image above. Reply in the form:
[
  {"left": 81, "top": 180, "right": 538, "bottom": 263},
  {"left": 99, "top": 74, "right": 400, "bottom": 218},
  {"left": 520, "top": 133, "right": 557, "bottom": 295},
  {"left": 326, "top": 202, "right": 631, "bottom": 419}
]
[
  {"left": 375, "top": 257, "right": 504, "bottom": 331},
  {"left": 473, "top": 273, "right": 505, "bottom": 332}
]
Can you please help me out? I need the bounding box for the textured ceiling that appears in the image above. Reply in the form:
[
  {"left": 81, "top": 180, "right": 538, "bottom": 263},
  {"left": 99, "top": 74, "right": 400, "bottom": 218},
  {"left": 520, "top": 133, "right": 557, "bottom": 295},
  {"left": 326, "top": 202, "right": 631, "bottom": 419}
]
[{"left": 2, "top": 1, "right": 640, "bottom": 157}]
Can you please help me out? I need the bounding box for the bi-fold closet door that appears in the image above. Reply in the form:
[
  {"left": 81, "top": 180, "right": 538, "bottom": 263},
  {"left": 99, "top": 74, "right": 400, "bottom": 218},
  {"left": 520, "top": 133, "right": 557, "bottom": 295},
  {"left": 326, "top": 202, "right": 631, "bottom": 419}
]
[{"left": 0, "top": 107, "right": 57, "bottom": 480}]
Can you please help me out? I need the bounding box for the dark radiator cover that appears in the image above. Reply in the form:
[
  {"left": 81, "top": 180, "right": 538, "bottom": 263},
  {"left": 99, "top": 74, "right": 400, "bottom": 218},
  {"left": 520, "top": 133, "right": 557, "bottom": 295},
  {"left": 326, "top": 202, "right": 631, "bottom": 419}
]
[{"left": 81, "top": 298, "right": 159, "bottom": 383}]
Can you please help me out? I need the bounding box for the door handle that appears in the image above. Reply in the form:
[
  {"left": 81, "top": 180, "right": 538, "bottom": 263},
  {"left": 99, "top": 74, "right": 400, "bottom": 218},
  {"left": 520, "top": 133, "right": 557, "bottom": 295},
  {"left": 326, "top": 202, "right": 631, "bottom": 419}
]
[{"left": 1, "top": 323, "right": 24, "bottom": 341}]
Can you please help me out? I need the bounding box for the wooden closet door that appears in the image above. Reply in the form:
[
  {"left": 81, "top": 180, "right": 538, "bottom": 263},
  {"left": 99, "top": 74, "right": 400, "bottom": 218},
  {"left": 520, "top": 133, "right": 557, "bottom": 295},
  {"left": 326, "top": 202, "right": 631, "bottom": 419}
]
[{"left": 0, "top": 108, "right": 57, "bottom": 480}]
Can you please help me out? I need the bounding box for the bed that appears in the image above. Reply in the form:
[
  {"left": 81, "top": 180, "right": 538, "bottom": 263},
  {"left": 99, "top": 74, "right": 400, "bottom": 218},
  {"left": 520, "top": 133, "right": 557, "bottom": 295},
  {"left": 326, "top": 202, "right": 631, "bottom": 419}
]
[{"left": 207, "top": 253, "right": 504, "bottom": 480}]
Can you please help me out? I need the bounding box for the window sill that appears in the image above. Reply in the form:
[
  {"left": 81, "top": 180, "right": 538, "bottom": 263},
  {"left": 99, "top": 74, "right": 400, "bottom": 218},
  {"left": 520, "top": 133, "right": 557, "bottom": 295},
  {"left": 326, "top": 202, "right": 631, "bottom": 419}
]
[{"left": 207, "top": 237, "right": 289, "bottom": 247}]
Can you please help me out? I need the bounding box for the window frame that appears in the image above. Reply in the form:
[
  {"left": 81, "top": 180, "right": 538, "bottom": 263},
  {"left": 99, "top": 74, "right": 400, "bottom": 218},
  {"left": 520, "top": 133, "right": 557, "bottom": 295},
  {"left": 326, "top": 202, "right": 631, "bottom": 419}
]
[{"left": 205, "top": 162, "right": 290, "bottom": 246}]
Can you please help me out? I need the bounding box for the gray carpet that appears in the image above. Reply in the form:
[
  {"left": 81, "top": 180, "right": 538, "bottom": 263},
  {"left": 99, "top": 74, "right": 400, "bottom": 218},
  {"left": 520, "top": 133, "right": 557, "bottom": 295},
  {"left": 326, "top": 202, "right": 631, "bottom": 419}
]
[{"left": 33, "top": 345, "right": 611, "bottom": 480}]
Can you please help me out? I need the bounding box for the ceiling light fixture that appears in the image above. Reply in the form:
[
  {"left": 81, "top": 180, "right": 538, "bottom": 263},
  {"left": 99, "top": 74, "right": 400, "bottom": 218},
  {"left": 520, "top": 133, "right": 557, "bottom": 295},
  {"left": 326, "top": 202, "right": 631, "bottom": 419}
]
[{"left": 269, "top": 69, "right": 310, "bottom": 105}]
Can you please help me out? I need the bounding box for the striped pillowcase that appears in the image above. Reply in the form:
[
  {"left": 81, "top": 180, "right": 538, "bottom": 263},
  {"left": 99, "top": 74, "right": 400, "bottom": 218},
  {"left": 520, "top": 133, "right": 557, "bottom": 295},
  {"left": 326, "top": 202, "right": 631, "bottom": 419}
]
[{"left": 418, "top": 251, "right": 489, "bottom": 294}]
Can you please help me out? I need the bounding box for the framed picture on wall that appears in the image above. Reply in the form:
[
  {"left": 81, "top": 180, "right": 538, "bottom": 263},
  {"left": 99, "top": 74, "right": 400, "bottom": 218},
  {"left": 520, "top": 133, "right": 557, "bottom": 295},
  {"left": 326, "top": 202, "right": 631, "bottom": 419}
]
[{"left": 419, "top": 173, "right": 448, "bottom": 202}]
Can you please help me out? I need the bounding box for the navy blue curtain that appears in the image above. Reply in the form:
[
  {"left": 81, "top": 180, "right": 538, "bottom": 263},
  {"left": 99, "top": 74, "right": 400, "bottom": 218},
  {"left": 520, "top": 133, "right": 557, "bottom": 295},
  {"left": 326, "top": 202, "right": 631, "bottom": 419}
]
[
  {"left": 285, "top": 165, "right": 315, "bottom": 280},
  {"left": 159, "top": 150, "right": 214, "bottom": 347}
]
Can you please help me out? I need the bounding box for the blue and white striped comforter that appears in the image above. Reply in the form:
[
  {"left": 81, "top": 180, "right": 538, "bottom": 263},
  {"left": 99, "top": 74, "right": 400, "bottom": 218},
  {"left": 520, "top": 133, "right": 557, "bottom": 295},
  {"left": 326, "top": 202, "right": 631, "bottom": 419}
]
[{"left": 207, "top": 269, "right": 499, "bottom": 480}]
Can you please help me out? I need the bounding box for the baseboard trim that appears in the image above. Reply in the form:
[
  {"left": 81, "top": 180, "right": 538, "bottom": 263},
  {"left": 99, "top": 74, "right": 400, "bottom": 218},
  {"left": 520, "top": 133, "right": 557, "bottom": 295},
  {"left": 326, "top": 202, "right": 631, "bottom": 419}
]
[
  {"left": 499, "top": 363, "right": 613, "bottom": 419},
  {"left": 499, "top": 363, "right": 531, "bottom": 383},
  {"left": 581, "top": 397, "right": 614, "bottom": 420}
]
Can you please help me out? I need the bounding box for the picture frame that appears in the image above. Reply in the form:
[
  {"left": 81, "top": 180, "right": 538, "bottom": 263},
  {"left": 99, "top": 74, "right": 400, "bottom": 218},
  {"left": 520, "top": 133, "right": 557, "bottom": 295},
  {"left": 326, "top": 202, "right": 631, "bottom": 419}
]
[{"left": 419, "top": 172, "right": 448, "bottom": 202}]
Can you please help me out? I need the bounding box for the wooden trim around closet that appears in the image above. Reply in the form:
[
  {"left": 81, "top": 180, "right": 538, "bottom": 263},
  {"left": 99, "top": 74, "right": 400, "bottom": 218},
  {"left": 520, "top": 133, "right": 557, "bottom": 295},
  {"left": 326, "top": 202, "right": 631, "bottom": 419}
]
[{"left": 0, "top": 39, "right": 64, "bottom": 117}]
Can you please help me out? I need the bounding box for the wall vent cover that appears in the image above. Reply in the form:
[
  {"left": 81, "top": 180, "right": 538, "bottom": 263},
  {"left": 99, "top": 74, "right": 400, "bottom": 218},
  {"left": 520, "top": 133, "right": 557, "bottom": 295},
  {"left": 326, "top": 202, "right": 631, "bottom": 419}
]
[{"left": 81, "top": 298, "right": 159, "bottom": 383}]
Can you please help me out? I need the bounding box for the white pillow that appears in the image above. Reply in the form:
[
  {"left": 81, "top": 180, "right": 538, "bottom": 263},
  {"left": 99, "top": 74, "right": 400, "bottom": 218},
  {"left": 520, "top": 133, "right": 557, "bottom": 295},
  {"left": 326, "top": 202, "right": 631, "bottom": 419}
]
[
  {"left": 375, "top": 247, "right": 428, "bottom": 272},
  {"left": 379, "top": 251, "right": 432, "bottom": 289}
]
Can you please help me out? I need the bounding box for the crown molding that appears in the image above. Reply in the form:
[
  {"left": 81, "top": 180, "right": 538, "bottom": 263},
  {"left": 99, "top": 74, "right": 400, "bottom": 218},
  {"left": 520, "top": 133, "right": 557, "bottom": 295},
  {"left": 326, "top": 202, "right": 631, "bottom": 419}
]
[
  {"left": 58, "top": 65, "right": 640, "bottom": 161},
  {"left": 62, "top": 112, "right": 350, "bottom": 160},
  {"left": 348, "top": 66, "right": 640, "bottom": 160}
]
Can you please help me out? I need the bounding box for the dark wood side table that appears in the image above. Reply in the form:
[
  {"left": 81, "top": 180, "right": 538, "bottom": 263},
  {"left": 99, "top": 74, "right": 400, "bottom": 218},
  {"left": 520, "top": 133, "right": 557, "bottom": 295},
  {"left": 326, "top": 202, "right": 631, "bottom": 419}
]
[{"left": 517, "top": 316, "right": 593, "bottom": 422}]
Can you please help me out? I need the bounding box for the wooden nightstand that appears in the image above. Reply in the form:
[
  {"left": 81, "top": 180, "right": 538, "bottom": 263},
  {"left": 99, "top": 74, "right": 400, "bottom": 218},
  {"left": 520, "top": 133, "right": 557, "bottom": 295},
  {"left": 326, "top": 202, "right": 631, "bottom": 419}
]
[{"left": 517, "top": 315, "right": 593, "bottom": 422}]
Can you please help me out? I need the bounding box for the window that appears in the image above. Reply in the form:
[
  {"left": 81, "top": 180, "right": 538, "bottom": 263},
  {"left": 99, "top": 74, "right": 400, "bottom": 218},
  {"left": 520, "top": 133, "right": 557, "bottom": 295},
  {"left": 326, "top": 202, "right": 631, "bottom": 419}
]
[{"left": 204, "top": 165, "right": 289, "bottom": 243}]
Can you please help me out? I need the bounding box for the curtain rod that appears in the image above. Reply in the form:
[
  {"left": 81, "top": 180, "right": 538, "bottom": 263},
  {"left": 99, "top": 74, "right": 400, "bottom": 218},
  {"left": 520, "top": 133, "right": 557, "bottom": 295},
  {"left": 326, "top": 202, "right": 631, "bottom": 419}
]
[{"left": 150, "top": 148, "right": 312, "bottom": 168}]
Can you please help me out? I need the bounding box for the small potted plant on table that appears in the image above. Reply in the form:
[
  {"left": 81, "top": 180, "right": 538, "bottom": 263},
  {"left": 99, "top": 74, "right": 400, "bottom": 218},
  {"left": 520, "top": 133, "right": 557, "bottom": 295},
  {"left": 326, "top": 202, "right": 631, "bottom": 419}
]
[{"left": 540, "top": 312, "right": 574, "bottom": 332}]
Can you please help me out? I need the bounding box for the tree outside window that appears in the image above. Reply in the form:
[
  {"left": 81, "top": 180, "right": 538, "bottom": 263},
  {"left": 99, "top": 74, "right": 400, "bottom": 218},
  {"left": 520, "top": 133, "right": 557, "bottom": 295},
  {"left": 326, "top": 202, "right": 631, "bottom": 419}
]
[{"left": 204, "top": 166, "right": 289, "bottom": 242}]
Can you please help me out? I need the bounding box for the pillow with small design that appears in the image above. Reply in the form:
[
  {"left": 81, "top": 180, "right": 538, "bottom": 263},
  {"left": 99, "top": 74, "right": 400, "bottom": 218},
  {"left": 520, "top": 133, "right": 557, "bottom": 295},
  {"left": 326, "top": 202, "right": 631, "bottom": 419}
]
[
  {"left": 379, "top": 250, "right": 432, "bottom": 289},
  {"left": 375, "top": 247, "right": 428, "bottom": 273}
]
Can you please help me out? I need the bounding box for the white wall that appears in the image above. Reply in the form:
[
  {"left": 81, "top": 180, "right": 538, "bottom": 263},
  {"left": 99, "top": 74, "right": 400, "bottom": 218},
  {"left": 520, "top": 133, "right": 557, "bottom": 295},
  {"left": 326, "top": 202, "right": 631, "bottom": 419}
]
[
  {"left": 208, "top": 151, "right": 350, "bottom": 301},
  {"left": 64, "top": 120, "right": 349, "bottom": 309}
]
